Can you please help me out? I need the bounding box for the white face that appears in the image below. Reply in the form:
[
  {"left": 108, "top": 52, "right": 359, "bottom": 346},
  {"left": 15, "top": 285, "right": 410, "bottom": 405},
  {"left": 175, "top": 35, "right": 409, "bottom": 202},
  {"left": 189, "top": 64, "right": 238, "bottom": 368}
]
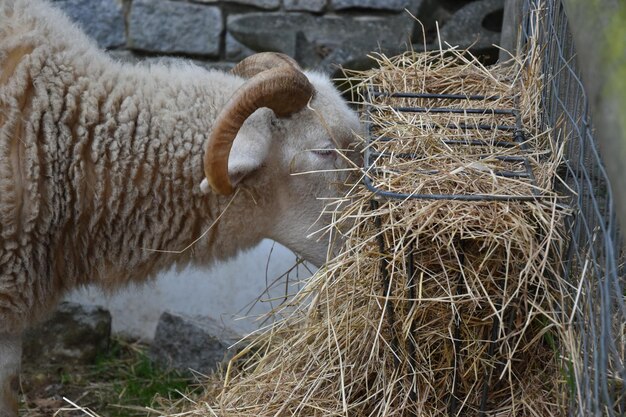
[
  {"left": 228, "top": 71, "right": 361, "bottom": 267},
  {"left": 265, "top": 73, "right": 362, "bottom": 266}
]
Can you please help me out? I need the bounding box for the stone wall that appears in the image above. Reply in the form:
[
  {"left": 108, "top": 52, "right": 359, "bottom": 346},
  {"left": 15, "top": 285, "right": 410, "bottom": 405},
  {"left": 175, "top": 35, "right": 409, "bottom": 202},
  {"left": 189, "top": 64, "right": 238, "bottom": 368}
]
[{"left": 52, "top": 0, "right": 505, "bottom": 75}]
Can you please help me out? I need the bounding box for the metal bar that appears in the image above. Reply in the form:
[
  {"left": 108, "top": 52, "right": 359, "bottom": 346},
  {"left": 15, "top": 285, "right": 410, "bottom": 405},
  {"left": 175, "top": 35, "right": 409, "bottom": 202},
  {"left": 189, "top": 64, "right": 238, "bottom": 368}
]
[
  {"left": 442, "top": 138, "right": 520, "bottom": 147},
  {"left": 512, "top": 110, "right": 542, "bottom": 197},
  {"left": 372, "top": 91, "right": 502, "bottom": 101},
  {"left": 376, "top": 136, "right": 521, "bottom": 148},
  {"left": 375, "top": 122, "right": 519, "bottom": 131},
  {"left": 391, "top": 106, "right": 517, "bottom": 116},
  {"left": 366, "top": 165, "right": 531, "bottom": 179},
  {"left": 479, "top": 315, "right": 501, "bottom": 416},
  {"left": 369, "top": 151, "right": 529, "bottom": 163}
]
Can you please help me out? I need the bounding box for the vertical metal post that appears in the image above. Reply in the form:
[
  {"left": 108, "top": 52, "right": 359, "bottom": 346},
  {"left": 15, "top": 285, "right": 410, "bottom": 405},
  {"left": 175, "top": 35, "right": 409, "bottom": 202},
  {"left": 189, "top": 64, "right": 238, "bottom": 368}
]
[{"left": 500, "top": 0, "right": 523, "bottom": 62}]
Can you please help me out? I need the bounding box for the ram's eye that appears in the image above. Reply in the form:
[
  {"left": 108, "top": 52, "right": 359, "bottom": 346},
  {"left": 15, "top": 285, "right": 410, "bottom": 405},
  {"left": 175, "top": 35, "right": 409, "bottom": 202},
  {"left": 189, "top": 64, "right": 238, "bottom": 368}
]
[{"left": 312, "top": 148, "right": 335, "bottom": 157}]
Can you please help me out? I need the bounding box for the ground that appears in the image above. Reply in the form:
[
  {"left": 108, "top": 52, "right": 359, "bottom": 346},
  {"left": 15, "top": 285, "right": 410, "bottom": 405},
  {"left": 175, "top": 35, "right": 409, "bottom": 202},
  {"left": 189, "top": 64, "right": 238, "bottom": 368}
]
[{"left": 19, "top": 338, "right": 197, "bottom": 417}]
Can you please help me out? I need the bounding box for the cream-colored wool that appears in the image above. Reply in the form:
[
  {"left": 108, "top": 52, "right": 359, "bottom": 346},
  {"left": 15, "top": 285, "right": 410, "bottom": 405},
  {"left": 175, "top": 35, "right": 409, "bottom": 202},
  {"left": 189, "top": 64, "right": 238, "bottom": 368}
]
[{"left": 0, "top": 0, "right": 360, "bottom": 343}]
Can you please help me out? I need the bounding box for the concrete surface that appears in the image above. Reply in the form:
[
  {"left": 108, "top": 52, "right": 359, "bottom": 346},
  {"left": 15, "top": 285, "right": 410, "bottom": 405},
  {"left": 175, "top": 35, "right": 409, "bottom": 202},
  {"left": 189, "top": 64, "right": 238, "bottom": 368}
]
[{"left": 67, "top": 240, "right": 311, "bottom": 340}]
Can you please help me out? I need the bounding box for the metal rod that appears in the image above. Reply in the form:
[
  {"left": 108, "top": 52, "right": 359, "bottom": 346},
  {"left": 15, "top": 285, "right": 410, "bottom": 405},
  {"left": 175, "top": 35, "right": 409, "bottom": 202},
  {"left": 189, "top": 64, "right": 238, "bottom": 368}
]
[
  {"left": 375, "top": 122, "right": 518, "bottom": 131},
  {"left": 376, "top": 136, "right": 521, "bottom": 148},
  {"left": 366, "top": 165, "right": 531, "bottom": 179},
  {"left": 369, "top": 151, "right": 529, "bottom": 164},
  {"left": 479, "top": 313, "right": 501, "bottom": 416},
  {"left": 392, "top": 106, "right": 517, "bottom": 116},
  {"left": 372, "top": 91, "right": 502, "bottom": 101}
]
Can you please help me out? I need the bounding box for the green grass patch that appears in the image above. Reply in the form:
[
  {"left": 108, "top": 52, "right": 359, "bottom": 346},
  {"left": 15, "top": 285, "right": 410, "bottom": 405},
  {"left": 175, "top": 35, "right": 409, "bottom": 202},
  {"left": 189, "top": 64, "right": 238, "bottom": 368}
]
[{"left": 21, "top": 338, "right": 196, "bottom": 417}]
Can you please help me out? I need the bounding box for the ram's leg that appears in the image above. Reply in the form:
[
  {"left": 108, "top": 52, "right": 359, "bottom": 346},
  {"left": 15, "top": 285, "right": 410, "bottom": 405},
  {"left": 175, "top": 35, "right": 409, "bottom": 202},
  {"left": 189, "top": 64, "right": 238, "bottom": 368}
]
[{"left": 0, "top": 332, "right": 22, "bottom": 417}]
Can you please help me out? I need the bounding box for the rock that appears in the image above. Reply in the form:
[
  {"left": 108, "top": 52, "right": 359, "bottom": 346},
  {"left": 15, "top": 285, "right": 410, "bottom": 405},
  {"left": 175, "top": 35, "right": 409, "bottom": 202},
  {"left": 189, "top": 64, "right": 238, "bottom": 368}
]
[
  {"left": 285, "top": 0, "right": 327, "bottom": 12},
  {"left": 149, "top": 312, "right": 242, "bottom": 375},
  {"left": 331, "top": 0, "right": 418, "bottom": 12},
  {"left": 225, "top": 33, "right": 256, "bottom": 62},
  {"left": 227, "top": 13, "right": 309, "bottom": 58},
  {"left": 228, "top": 13, "right": 416, "bottom": 68},
  {"left": 107, "top": 49, "right": 143, "bottom": 65},
  {"left": 195, "top": 0, "right": 280, "bottom": 8},
  {"left": 128, "top": 0, "right": 223, "bottom": 57},
  {"left": 302, "top": 15, "right": 415, "bottom": 70},
  {"left": 314, "top": 42, "right": 391, "bottom": 76},
  {"left": 435, "top": 0, "right": 504, "bottom": 52},
  {"left": 52, "top": 0, "right": 125, "bottom": 48},
  {"left": 23, "top": 302, "right": 111, "bottom": 365}
]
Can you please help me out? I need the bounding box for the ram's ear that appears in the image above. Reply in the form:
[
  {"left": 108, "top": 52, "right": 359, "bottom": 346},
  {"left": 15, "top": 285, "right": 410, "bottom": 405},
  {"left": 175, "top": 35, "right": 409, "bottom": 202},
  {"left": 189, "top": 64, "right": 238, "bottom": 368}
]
[{"left": 226, "top": 107, "right": 275, "bottom": 187}]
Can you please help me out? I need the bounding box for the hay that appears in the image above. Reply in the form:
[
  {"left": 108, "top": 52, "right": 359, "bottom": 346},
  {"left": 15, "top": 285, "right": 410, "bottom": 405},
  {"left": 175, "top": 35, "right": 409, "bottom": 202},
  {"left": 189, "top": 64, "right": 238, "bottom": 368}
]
[{"left": 178, "top": 41, "right": 571, "bottom": 417}]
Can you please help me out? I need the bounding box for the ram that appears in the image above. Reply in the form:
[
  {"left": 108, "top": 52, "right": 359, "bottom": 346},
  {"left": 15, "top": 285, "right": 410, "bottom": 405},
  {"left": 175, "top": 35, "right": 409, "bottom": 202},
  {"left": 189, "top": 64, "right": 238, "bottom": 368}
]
[{"left": 0, "top": 0, "right": 361, "bottom": 415}]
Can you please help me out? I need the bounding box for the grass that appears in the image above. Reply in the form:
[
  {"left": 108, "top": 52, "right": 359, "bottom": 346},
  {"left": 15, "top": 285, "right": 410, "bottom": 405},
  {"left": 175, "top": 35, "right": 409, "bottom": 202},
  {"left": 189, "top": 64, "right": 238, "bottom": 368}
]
[{"left": 20, "top": 337, "right": 197, "bottom": 417}]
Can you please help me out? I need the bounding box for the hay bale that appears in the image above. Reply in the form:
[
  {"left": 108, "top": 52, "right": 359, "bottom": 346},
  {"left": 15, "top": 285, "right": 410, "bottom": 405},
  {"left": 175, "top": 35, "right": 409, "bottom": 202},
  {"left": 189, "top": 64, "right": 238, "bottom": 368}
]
[{"left": 175, "top": 43, "right": 570, "bottom": 417}]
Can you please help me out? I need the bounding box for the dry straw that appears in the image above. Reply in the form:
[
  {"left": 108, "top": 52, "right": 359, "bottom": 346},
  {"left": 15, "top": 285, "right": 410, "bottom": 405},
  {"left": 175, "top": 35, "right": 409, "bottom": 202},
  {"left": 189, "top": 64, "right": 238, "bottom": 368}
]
[{"left": 171, "top": 37, "right": 573, "bottom": 417}]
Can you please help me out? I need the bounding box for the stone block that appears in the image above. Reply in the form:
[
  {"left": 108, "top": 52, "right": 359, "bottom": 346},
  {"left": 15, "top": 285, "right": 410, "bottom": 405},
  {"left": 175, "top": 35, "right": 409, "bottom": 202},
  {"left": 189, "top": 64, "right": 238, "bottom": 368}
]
[
  {"left": 195, "top": 61, "right": 237, "bottom": 72},
  {"left": 195, "top": 0, "right": 280, "bottom": 9},
  {"left": 107, "top": 49, "right": 143, "bottom": 65},
  {"left": 53, "top": 0, "right": 125, "bottom": 48},
  {"left": 149, "top": 312, "right": 242, "bottom": 375},
  {"left": 285, "top": 0, "right": 327, "bottom": 12},
  {"left": 228, "top": 12, "right": 415, "bottom": 67},
  {"left": 331, "top": 0, "right": 416, "bottom": 12},
  {"left": 225, "top": 33, "right": 256, "bottom": 62},
  {"left": 23, "top": 302, "right": 111, "bottom": 365},
  {"left": 128, "top": 0, "right": 223, "bottom": 57},
  {"left": 227, "top": 13, "right": 309, "bottom": 58},
  {"left": 312, "top": 42, "right": 387, "bottom": 75},
  {"left": 435, "top": 0, "right": 503, "bottom": 54}
]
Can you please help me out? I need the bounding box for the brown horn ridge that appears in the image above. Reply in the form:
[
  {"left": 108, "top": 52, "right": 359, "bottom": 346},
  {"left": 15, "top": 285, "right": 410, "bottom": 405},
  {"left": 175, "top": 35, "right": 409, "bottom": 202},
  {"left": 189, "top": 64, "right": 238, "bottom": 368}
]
[
  {"left": 203, "top": 53, "right": 314, "bottom": 195},
  {"left": 231, "top": 52, "right": 301, "bottom": 79}
]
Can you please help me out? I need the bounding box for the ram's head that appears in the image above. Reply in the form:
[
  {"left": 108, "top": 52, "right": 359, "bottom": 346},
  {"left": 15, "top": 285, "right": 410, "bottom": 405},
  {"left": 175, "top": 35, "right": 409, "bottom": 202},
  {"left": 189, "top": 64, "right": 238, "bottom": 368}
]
[{"left": 201, "top": 53, "right": 361, "bottom": 266}]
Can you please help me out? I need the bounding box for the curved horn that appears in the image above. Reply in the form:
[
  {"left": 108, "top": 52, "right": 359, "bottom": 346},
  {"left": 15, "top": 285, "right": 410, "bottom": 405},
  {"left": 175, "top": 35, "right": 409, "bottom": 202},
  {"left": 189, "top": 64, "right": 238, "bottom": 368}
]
[
  {"left": 203, "top": 61, "right": 314, "bottom": 195},
  {"left": 231, "top": 52, "right": 301, "bottom": 79}
]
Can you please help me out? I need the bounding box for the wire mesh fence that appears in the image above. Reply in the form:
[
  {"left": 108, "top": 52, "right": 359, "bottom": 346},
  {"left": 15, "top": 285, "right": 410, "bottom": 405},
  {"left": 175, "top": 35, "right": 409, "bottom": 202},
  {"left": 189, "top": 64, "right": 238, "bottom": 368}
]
[{"left": 521, "top": 1, "right": 626, "bottom": 415}]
